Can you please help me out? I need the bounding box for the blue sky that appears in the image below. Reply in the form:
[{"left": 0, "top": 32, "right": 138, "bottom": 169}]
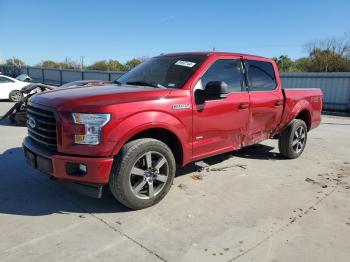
[{"left": 0, "top": 0, "right": 349, "bottom": 65}]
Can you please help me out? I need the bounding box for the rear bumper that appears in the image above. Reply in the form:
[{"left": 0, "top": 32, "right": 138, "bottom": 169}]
[{"left": 23, "top": 137, "right": 114, "bottom": 185}]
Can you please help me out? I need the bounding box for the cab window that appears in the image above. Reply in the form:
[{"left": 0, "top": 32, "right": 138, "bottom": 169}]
[{"left": 201, "top": 59, "right": 244, "bottom": 93}]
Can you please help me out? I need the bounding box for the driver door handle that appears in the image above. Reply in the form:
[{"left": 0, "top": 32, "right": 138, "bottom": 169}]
[
  {"left": 275, "top": 101, "right": 283, "bottom": 106},
  {"left": 238, "top": 103, "right": 249, "bottom": 110}
]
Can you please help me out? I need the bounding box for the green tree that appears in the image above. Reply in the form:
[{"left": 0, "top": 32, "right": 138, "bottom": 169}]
[
  {"left": 62, "top": 60, "right": 81, "bottom": 70},
  {"left": 124, "top": 57, "right": 148, "bottom": 70},
  {"left": 108, "top": 59, "right": 126, "bottom": 71},
  {"left": 40, "top": 60, "right": 60, "bottom": 68},
  {"left": 294, "top": 57, "right": 312, "bottom": 72},
  {"left": 87, "top": 60, "right": 107, "bottom": 70},
  {"left": 273, "top": 55, "right": 296, "bottom": 72},
  {"left": 295, "top": 48, "right": 350, "bottom": 72},
  {"left": 88, "top": 59, "right": 126, "bottom": 71},
  {"left": 299, "top": 33, "right": 350, "bottom": 72},
  {"left": 125, "top": 58, "right": 142, "bottom": 70},
  {"left": 6, "top": 58, "right": 25, "bottom": 66},
  {"left": 36, "top": 59, "right": 80, "bottom": 69}
]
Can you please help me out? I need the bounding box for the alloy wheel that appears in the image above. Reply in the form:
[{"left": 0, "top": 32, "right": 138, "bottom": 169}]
[
  {"left": 292, "top": 126, "right": 306, "bottom": 153},
  {"left": 129, "top": 151, "right": 169, "bottom": 199},
  {"left": 10, "top": 91, "right": 22, "bottom": 102}
]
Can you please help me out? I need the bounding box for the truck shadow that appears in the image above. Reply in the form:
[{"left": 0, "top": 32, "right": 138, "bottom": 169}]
[
  {"left": 0, "top": 144, "right": 284, "bottom": 216},
  {"left": 0, "top": 147, "right": 129, "bottom": 216},
  {"left": 177, "top": 144, "right": 286, "bottom": 176},
  {"left": 231, "top": 144, "right": 286, "bottom": 160}
]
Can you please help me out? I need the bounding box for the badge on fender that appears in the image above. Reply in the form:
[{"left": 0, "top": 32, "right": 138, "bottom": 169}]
[{"left": 172, "top": 104, "right": 191, "bottom": 110}]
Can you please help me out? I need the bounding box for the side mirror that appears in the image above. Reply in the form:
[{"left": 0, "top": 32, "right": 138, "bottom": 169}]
[{"left": 205, "top": 81, "right": 228, "bottom": 100}]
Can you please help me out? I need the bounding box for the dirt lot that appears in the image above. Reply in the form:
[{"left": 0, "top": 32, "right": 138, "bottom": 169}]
[{"left": 0, "top": 101, "right": 349, "bottom": 262}]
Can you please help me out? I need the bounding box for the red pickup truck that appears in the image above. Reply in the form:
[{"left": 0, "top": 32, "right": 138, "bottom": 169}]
[{"left": 23, "top": 52, "right": 322, "bottom": 209}]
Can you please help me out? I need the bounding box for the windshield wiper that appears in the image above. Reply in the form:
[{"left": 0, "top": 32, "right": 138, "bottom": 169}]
[{"left": 126, "top": 81, "right": 166, "bottom": 89}]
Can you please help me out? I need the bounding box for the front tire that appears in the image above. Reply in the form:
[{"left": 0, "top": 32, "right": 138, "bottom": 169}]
[
  {"left": 278, "top": 119, "right": 307, "bottom": 159},
  {"left": 9, "top": 90, "right": 23, "bottom": 102},
  {"left": 109, "top": 138, "right": 176, "bottom": 210}
]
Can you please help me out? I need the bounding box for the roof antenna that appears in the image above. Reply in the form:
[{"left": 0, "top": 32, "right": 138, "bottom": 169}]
[{"left": 212, "top": 47, "right": 216, "bottom": 52}]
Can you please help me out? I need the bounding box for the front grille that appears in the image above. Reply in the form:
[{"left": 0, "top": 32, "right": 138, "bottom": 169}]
[{"left": 27, "top": 105, "right": 57, "bottom": 150}]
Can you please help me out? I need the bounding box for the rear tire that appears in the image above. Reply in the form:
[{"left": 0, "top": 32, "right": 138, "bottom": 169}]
[
  {"left": 9, "top": 90, "right": 23, "bottom": 102},
  {"left": 109, "top": 138, "right": 176, "bottom": 210},
  {"left": 278, "top": 119, "right": 307, "bottom": 159}
]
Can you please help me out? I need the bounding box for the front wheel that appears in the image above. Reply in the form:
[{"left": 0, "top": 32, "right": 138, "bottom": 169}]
[
  {"left": 278, "top": 119, "right": 308, "bottom": 159},
  {"left": 109, "top": 138, "right": 176, "bottom": 210},
  {"left": 9, "top": 90, "right": 23, "bottom": 102}
]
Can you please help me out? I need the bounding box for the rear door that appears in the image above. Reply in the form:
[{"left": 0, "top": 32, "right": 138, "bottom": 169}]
[
  {"left": 243, "top": 59, "right": 283, "bottom": 146},
  {"left": 192, "top": 58, "right": 250, "bottom": 160}
]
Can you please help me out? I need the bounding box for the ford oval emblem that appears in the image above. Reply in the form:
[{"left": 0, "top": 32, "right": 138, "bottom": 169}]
[{"left": 28, "top": 116, "right": 36, "bottom": 129}]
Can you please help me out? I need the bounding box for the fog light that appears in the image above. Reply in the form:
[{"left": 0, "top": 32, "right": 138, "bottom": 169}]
[
  {"left": 79, "top": 164, "right": 87, "bottom": 173},
  {"left": 66, "top": 163, "right": 88, "bottom": 177}
]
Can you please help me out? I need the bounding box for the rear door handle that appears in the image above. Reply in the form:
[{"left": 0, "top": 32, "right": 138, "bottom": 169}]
[
  {"left": 238, "top": 103, "right": 249, "bottom": 110},
  {"left": 275, "top": 101, "right": 283, "bottom": 106}
]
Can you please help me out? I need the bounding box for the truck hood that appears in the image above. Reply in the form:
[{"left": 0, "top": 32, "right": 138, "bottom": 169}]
[{"left": 30, "top": 84, "right": 172, "bottom": 111}]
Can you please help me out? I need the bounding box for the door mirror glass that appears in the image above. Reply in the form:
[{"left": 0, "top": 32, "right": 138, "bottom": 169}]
[{"left": 205, "top": 81, "right": 228, "bottom": 100}]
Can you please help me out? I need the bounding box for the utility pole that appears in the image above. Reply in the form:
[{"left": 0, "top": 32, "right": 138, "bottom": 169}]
[{"left": 80, "top": 56, "right": 84, "bottom": 71}]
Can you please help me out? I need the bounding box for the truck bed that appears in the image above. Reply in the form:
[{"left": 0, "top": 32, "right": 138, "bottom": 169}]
[{"left": 277, "top": 88, "right": 323, "bottom": 133}]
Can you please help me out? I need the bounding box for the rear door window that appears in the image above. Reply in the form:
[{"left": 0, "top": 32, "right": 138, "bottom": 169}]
[{"left": 245, "top": 60, "right": 276, "bottom": 91}]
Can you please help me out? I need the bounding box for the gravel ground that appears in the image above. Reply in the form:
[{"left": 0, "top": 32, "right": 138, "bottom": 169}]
[{"left": 0, "top": 101, "right": 349, "bottom": 262}]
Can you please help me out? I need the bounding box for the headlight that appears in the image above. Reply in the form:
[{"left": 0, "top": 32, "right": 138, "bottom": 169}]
[{"left": 72, "top": 113, "right": 111, "bottom": 145}]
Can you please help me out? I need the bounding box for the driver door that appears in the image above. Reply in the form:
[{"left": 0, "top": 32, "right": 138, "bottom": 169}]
[{"left": 192, "top": 58, "right": 250, "bottom": 160}]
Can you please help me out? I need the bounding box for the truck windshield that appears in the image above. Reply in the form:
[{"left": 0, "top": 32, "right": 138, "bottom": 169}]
[{"left": 116, "top": 55, "right": 207, "bottom": 89}]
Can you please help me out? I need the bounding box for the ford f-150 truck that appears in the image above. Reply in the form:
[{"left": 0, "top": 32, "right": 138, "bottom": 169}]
[{"left": 23, "top": 52, "right": 323, "bottom": 209}]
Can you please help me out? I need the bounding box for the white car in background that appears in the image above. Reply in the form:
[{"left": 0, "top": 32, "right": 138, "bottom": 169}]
[{"left": 0, "top": 75, "right": 31, "bottom": 102}]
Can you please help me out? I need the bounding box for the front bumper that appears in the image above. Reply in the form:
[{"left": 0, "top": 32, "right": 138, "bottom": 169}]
[{"left": 23, "top": 137, "right": 114, "bottom": 196}]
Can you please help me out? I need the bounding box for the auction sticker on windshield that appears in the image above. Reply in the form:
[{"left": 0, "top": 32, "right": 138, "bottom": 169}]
[{"left": 175, "top": 60, "right": 196, "bottom": 67}]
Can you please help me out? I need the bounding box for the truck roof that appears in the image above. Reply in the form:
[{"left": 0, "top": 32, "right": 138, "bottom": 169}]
[{"left": 159, "top": 51, "right": 269, "bottom": 61}]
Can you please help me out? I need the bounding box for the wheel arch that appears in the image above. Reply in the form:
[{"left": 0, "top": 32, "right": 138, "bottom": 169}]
[
  {"left": 295, "top": 109, "right": 312, "bottom": 131},
  {"left": 109, "top": 112, "right": 190, "bottom": 166},
  {"left": 125, "top": 128, "right": 184, "bottom": 166}
]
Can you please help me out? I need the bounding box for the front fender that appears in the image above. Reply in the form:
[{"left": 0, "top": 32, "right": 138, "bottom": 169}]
[{"left": 109, "top": 111, "right": 192, "bottom": 164}]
